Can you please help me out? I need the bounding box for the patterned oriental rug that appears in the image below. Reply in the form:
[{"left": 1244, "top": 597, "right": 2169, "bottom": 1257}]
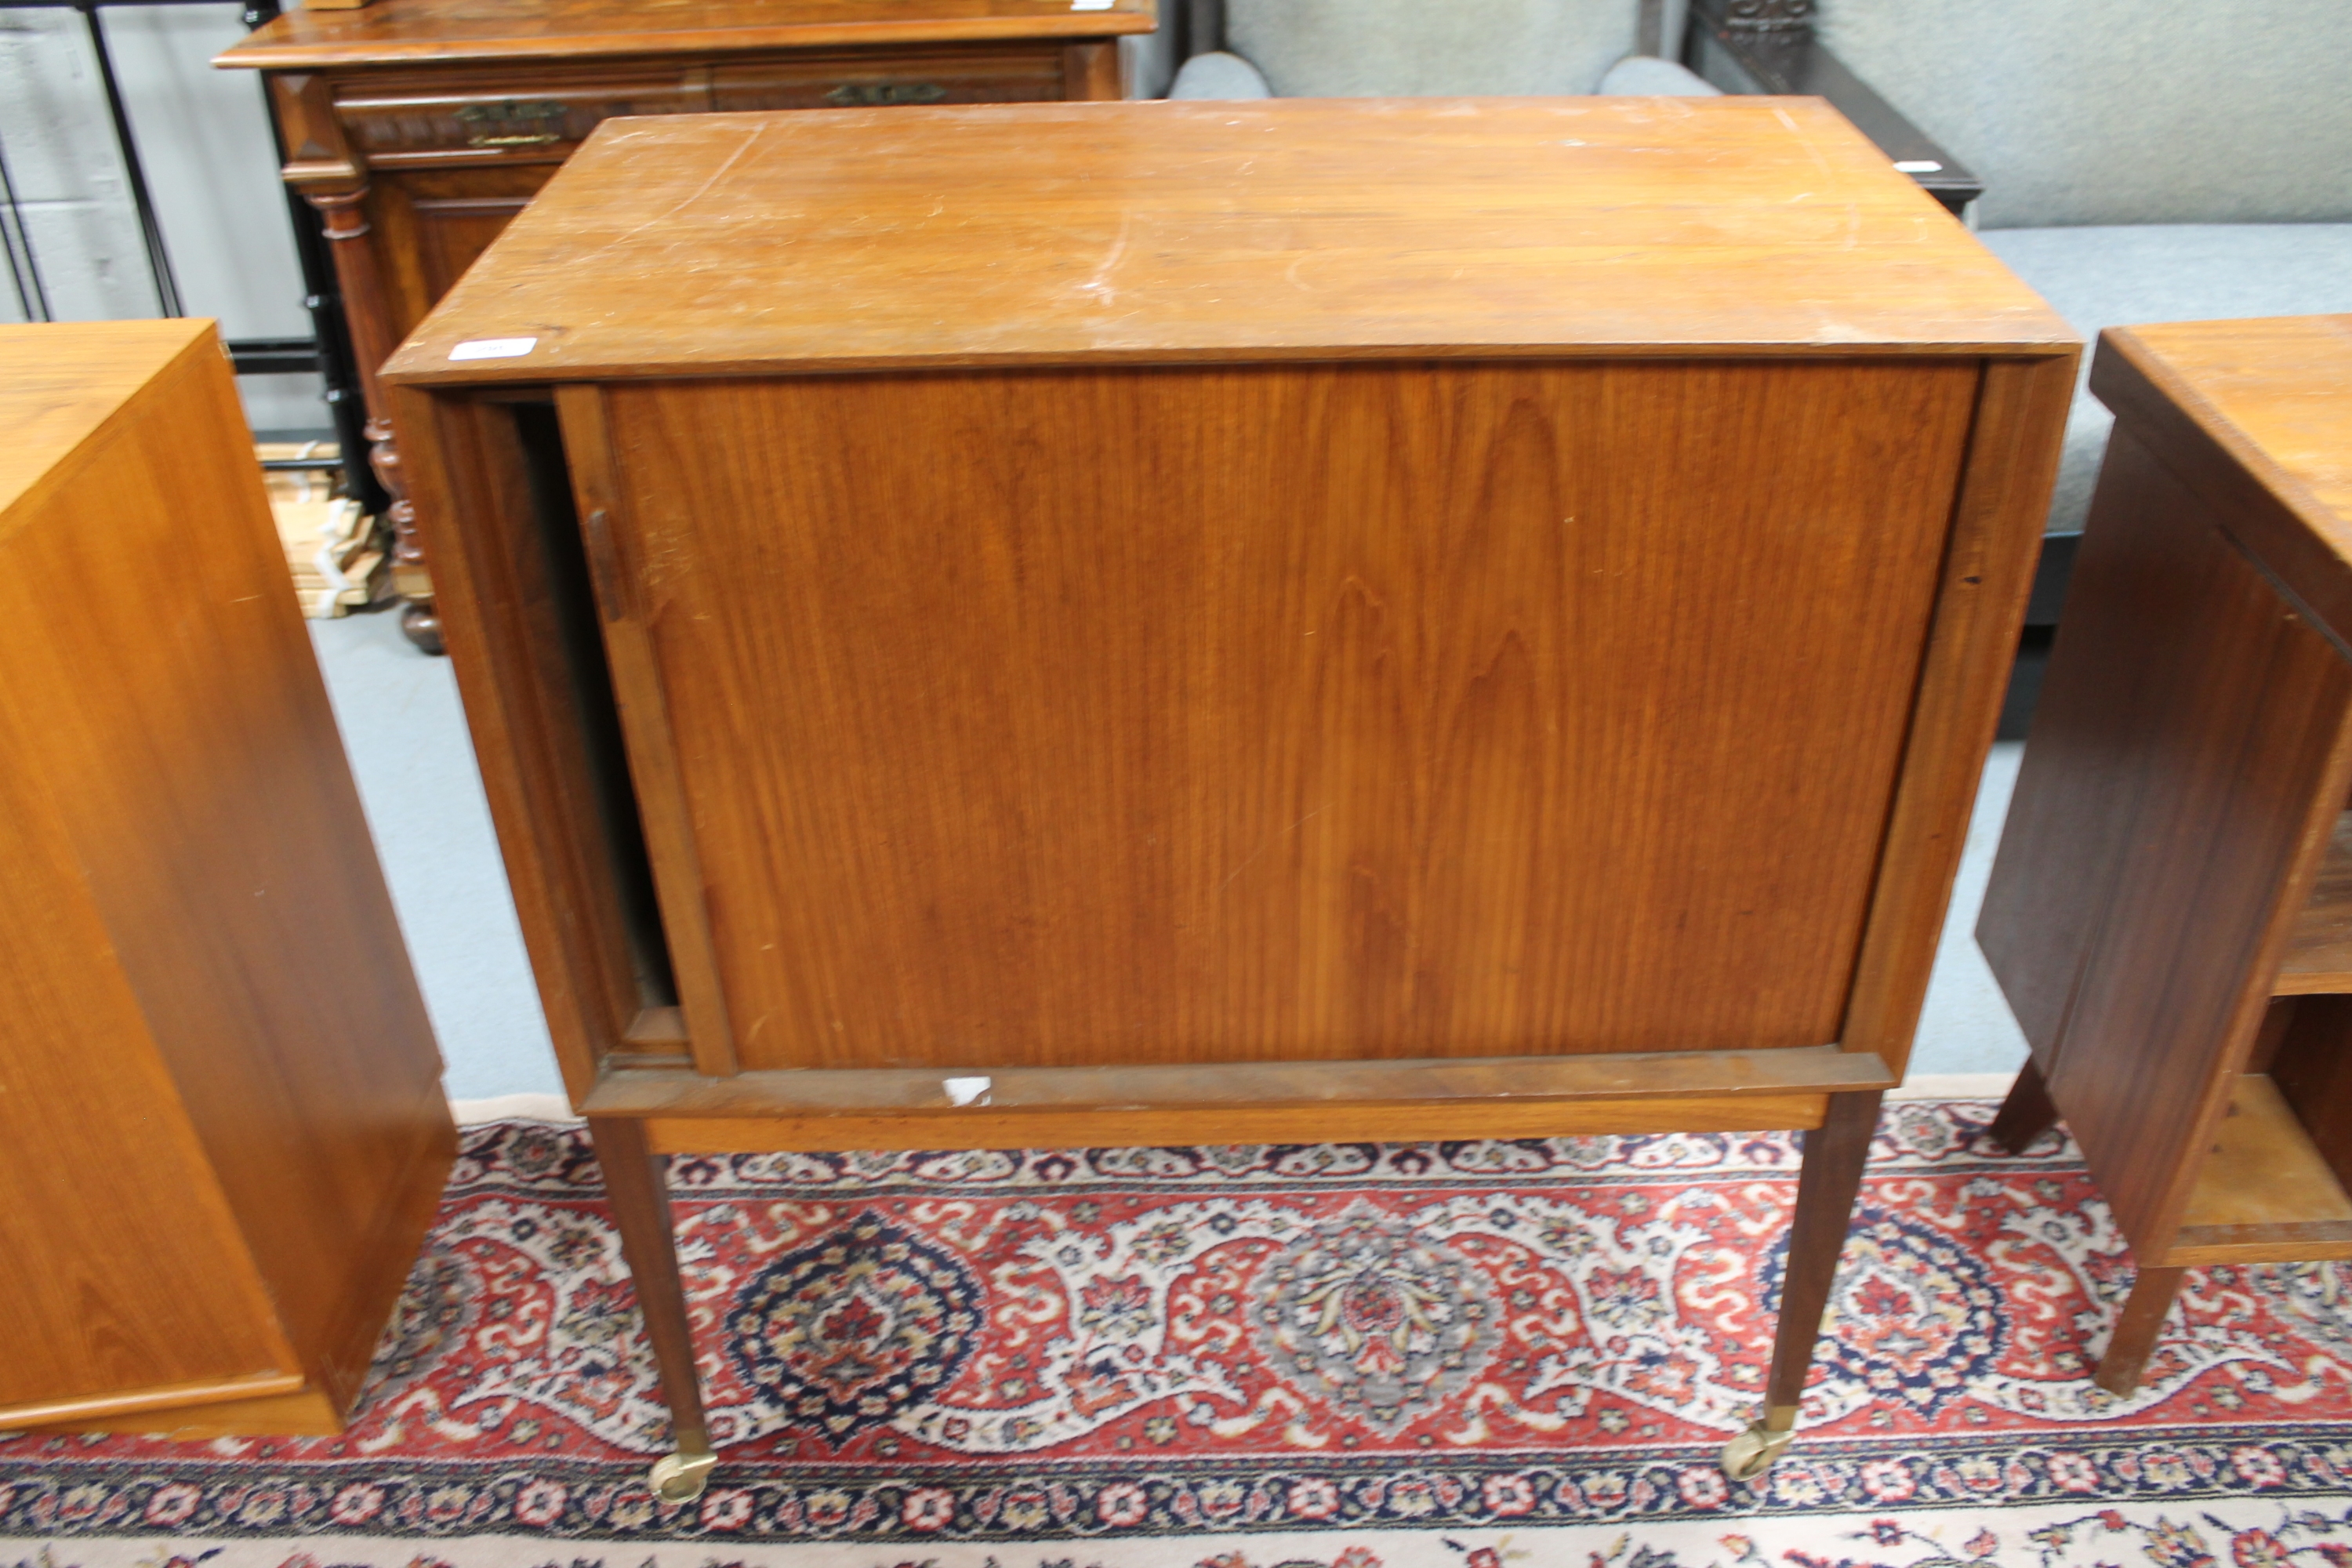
[{"left": 10, "top": 1102, "right": 2352, "bottom": 1567}]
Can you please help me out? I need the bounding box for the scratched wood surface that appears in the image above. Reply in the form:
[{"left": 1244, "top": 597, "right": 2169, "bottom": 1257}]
[
  {"left": 2089, "top": 316, "right": 2352, "bottom": 652},
  {"left": 379, "top": 97, "right": 2073, "bottom": 387}
]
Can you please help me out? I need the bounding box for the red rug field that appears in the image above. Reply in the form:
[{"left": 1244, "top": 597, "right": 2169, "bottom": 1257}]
[{"left": 9, "top": 1100, "right": 2352, "bottom": 1565}]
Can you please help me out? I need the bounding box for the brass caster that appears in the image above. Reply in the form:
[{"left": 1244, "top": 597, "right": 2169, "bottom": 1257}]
[
  {"left": 1719, "top": 1419, "right": 1797, "bottom": 1482},
  {"left": 650, "top": 1450, "right": 717, "bottom": 1504}
]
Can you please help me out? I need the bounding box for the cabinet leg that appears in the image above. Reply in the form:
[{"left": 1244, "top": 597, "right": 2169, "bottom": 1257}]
[
  {"left": 1722, "top": 1088, "right": 1882, "bottom": 1480},
  {"left": 589, "top": 1116, "right": 715, "bottom": 1501},
  {"left": 364, "top": 416, "right": 443, "bottom": 656},
  {"left": 2093, "top": 1265, "right": 2186, "bottom": 1396},
  {"left": 1987, "top": 1058, "right": 2061, "bottom": 1154}
]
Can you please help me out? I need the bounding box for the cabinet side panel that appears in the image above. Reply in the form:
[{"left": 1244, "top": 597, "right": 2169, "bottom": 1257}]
[
  {"left": 1986, "top": 426, "right": 2352, "bottom": 1254},
  {"left": 0, "top": 342, "right": 452, "bottom": 1409},
  {"left": 603, "top": 359, "right": 1979, "bottom": 1070},
  {"left": 1838, "top": 354, "right": 2071, "bottom": 1080},
  {"left": 390, "top": 387, "right": 670, "bottom": 1097},
  {"left": 0, "top": 506, "right": 292, "bottom": 1420}
]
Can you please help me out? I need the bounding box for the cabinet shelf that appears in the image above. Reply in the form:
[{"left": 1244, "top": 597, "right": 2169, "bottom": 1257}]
[
  {"left": 2274, "top": 813, "right": 2352, "bottom": 996},
  {"left": 2169, "top": 1073, "right": 2352, "bottom": 1265}
]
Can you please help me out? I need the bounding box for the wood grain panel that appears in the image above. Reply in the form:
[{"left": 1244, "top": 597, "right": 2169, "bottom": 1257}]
[
  {"left": 1835, "top": 354, "right": 2074, "bottom": 1079},
  {"left": 367, "top": 167, "right": 554, "bottom": 361},
  {"left": 390, "top": 388, "right": 659, "bottom": 1100},
  {"left": 1981, "top": 424, "right": 2352, "bottom": 1255},
  {"left": 556, "top": 384, "right": 737, "bottom": 1076},
  {"left": 2278, "top": 815, "right": 2352, "bottom": 995},
  {"left": 0, "top": 319, "right": 201, "bottom": 514},
  {"left": 2105, "top": 316, "right": 2352, "bottom": 544},
  {"left": 379, "top": 99, "right": 2074, "bottom": 389},
  {"left": 2167, "top": 1060, "right": 2352, "bottom": 1264},
  {"left": 0, "top": 328, "right": 454, "bottom": 1412},
  {"left": 0, "top": 682, "right": 294, "bottom": 1416},
  {"left": 2176, "top": 1073, "right": 2352, "bottom": 1225},
  {"left": 2268, "top": 993, "right": 2352, "bottom": 1193},
  {"left": 587, "top": 358, "right": 1979, "bottom": 1072},
  {"left": 2090, "top": 318, "right": 2352, "bottom": 655},
  {"left": 219, "top": 0, "right": 1154, "bottom": 71},
  {"left": 711, "top": 45, "right": 1066, "bottom": 110}
]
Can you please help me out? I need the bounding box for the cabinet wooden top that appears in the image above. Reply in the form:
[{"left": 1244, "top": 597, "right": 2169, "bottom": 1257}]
[
  {"left": 1, "top": 321, "right": 216, "bottom": 525},
  {"left": 383, "top": 97, "right": 2074, "bottom": 387},
  {"left": 2097, "top": 315, "right": 2352, "bottom": 539},
  {"left": 216, "top": 0, "right": 1152, "bottom": 71}
]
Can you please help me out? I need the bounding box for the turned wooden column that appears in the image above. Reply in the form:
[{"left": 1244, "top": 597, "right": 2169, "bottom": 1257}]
[{"left": 302, "top": 183, "right": 441, "bottom": 654}]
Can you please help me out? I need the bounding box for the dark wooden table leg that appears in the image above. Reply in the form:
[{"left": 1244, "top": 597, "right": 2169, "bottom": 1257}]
[
  {"left": 363, "top": 416, "right": 443, "bottom": 655},
  {"left": 1987, "top": 1058, "right": 2061, "bottom": 1154},
  {"left": 589, "top": 1115, "right": 716, "bottom": 1502},
  {"left": 1722, "top": 1087, "right": 1883, "bottom": 1479},
  {"left": 2094, "top": 1265, "right": 2186, "bottom": 1396}
]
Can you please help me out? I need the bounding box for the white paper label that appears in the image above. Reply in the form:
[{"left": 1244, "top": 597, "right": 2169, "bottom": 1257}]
[
  {"left": 943, "top": 1076, "right": 993, "bottom": 1106},
  {"left": 448, "top": 336, "right": 539, "bottom": 361},
  {"left": 1071, "top": 0, "right": 1114, "bottom": 11}
]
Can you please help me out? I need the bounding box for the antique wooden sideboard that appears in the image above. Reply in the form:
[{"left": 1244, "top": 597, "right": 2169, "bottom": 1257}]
[
  {"left": 0, "top": 321, "right": 452, "bottom": 1439},
  {"left": 1981, "top": 314, "right": 2352, "bottom": 1396},
  {"left": 382, "top": 97, "right": 2074, "bottom": 1497},
  {"left": 216, "top": 0, "right": 1156, "bottom": 652}
]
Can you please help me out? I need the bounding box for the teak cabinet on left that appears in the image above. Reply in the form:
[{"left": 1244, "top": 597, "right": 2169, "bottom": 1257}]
[{"left": 0, "top": 321, "right": 452, "bottom": 1439}]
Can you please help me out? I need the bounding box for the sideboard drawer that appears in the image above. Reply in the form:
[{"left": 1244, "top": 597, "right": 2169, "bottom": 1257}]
[
  {"left": 336, "top": 77, "right": 710, "bottom": 164},
  {"left": 713, "top": 48, "right": 1065, "bottom": 111}
]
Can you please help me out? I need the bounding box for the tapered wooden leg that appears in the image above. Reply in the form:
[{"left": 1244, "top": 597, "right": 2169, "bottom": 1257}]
[
  {"left": 1723, "top": 1088, "right": 1882, "bottom": 1480},
  {"left": 589, "top": 1116, "right": 715, "bottom": 1501},
  {"left": 2093, "top": 1265, "right": 2186, "bottom": 1396},
  {"left": 1987, "top": 1058, "right": 2061, "bottom": 1154}
]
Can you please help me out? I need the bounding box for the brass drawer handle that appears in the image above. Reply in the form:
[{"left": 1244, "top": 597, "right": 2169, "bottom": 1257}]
[
  {"left": 456, "top": 100, "right": 568, "bottom": 147},
  {"left": 825, "top": 82, "right": 949, "bottom": 107}
]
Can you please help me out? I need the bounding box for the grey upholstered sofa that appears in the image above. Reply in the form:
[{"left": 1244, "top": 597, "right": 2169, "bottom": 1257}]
[{"left": 1820, "top": 0, "right": 2352, "bottom": 641}]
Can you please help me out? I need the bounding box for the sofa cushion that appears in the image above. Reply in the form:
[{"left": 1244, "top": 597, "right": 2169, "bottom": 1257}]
[
  {"left": 1227, "top": 0, "right": 1677, "bottom": 98},
  {"left": 1595, "top": 55, "right": 1719, "bottom": 96},
  {"left": 1979, "top": 224, "right": 2352, "bottom": 536},
  {"left": 1169, "top": 51, "right": 1274, "bottom": 100},
  {"left": 1819, "top": 0, "right": 2352, "bottom": 229}
]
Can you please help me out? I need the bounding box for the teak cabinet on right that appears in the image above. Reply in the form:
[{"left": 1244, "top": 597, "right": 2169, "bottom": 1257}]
[{"left": 1982, "top": 314, "right": 2352, "bottom": 1396}]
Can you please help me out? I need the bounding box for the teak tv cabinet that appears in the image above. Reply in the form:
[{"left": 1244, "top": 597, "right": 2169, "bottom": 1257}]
[
  {"left": 380, "top": 97, "right": 2077, "bottom": 1497},
  {"left": 0, "top": 321, "right": 453, "bottom": 1438},
  {"left": 216, "top": 0, "right": 1156, "bottom": 652},
  {"left": 1981, "top": 314, "right": 2352, "bottom": 1397}
]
